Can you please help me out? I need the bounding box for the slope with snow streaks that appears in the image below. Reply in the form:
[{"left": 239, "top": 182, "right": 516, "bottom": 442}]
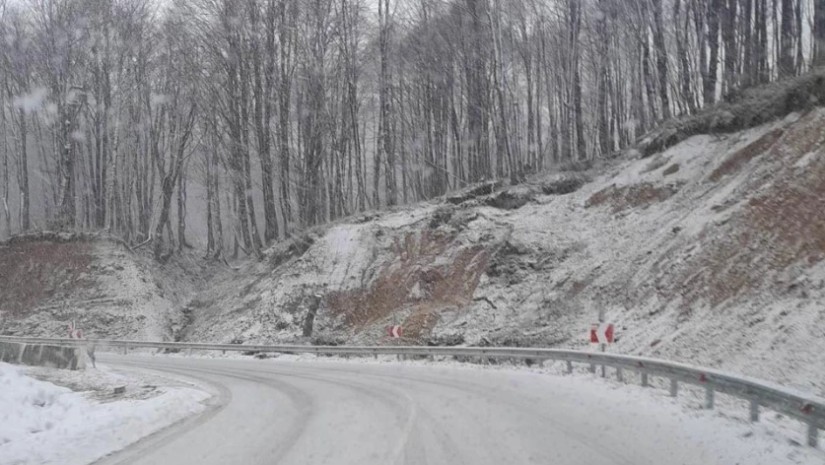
[
  {"left": 186, "top": 205, "right": 512, "bottom": 344},
  {"left": 187, "top": 109, "right": 825, "bottom": 394}
]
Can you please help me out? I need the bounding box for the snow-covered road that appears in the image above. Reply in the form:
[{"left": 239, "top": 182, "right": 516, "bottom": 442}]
[{"left": 97, "top": 354, "right": 822, "bottom": 465}]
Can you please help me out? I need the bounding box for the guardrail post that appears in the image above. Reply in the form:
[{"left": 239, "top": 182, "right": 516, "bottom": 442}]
[
  {"left": 704, "top": 386, "right": 715, "bottom": 409},
  {"left": 641, "top": 372, "right": 649, "bottom": 387},
  {"left": 566, "top": 361, "right": 573, "bottom": 374},
  {"left": 749, "top": 400, "right": 760, "bottom": 422},
  {"left": 589, "top": 363, "right": 596, "bottom": 374},
  {"left": 807, "top": 423, "right": 818, "bottom": 448},
  {"left": 670, "top": 379, "right": 678, "bottom": 397},
  {"left": 616, "top": 368, "right": 623, "bottom": 382},
  {"left": 122, "top": 346, "right": 127, "bottom": 355}
]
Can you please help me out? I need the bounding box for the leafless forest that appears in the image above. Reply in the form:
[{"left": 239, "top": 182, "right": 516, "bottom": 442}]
[{"left": 1, "top": 0, "right": 824, "bottom": 260}]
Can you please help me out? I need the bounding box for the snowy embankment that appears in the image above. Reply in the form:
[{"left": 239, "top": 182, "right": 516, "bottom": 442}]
[{"left": 0, "top": 362, "right": 211, "bottom": 465}]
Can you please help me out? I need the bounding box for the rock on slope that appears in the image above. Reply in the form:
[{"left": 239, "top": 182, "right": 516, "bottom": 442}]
[
  {"left": 0, "top": 233, "right": 205, "bottom": 340},
  {"left": 188, "top": 108, "right": 825, "bottom": 393}
]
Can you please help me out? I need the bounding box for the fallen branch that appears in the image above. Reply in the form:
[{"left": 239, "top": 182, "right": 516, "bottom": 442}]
[{"left": 132, "top": 237, "right": 153, "bottom": 250}]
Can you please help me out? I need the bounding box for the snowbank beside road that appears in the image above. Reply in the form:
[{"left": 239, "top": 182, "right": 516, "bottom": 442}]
[{"left": 0, "top": 362, "right": 211, "bottom": 465}]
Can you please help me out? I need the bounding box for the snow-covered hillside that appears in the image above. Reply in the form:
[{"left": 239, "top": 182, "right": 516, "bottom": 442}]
[
  {"left": 185, "top": 108, "right": 825, "bottom": 394},
  {"left": 2, "top": 103, "right": 824, "bottom": 396},
  {"left": 0, "top": 234, "right": 208, "bottom": 340}
]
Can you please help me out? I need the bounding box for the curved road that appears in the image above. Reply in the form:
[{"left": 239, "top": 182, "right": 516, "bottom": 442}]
[{"left": 94, "top": 353, "right": 803, "bottom": 465}]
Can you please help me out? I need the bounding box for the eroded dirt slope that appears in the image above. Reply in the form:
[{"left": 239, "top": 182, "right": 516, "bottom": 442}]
[{"left": 0, "top": 233, "right": 207, "bottom": 340}]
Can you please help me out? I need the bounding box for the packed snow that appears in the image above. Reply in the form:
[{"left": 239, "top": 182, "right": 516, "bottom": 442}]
[{"left": 85, "top": 353, "right": 825, "bottom": 465}]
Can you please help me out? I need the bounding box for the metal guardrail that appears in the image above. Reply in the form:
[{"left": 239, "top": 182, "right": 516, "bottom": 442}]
[{"left": 1, "top": 335, "right": 822, "bottom": 448}]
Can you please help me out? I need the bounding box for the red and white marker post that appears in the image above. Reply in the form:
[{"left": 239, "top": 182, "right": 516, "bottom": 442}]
[
  {"left": 589, "top": 323, "right": 615, "bottom": 344},
  {"left": 67, "top": 321, "right": 83, "bottom": 339},
  {"left": 387, "top": 325, "right": 403, "bottom": 338},
  {"left": 590, "top": 309, "right": 615, "bottom": 377}
]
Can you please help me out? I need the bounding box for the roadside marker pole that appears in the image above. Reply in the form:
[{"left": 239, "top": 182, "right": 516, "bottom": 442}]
[
  {"left": 598, "top": 309, "right": 606, "bottom": 378},
  {"left": 750, "top": 400, "right": 760, "bottom": 422}
]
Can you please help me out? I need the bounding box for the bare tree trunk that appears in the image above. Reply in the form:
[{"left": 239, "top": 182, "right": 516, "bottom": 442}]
[
  {"left": 816, "top": 0, "right": 825, "bottom": 65},
  {"left": 596, "top": 0, "right": 611, "bottom": 155},
  {"left": 704, "top": 0, "right": 721, "bottom": 105},
  {"left": 153, "top": 173, "right": 175, "bottom": 261},
  {"left": 177, "top": 164, "right": 188, "bottom": 251},
  {"left": 1, "top": 90, "right": 10, "bottom": 237},
  {"left": 209, "top": 130, "right": 224, "bottom": 258},
  {"left": 642, "top": 31, "right": 657, "bottom": 123},
  {"left": 742, "top": 0, "right": 755, "bottom": 86},
  {"left": 722, "top": 0, "right": 738, "bottom": 93},
  {"left": 238, "top": 42, "right": 263, "bottom": 254},
  {"left": 16, "top": 109, "right": 29, "bottom": 230},
  {"left": 488, "top": 0, "right": 516, "bottom": 181},
  {"left": 378, "top": 0, "right": 397, "bottom": 205},
  {"left": 205, "top": 142, "right": 215, "bottom": 256},
  {"left": 675, "top": 0, "right": 696, "bottom": 113},
  {"left": 794, "top": 0, "right": 804, "bottom": 74},
  {"left": 464, "top": 0, "right": 491, "bottom": 180},
  {"left": 58, "top": 102, "right": 78, "bottom": 230},
  {"left": 652, "top": 0, "right": 671, "bottom": 119},
  {"left": 570, "top": 0, "right": 586, "bottom": 160},
  {"left": 252, "top": 0, "right": 279, "bottom": 244},
  {"left": 755, "top": 0, "right": 770, "bottom": 82},
  {"left": 779, "top": 0, "right": 795, "bottom": 76},
  {"left": 534, "top": 19, "right": 543, "bottom": 170}
]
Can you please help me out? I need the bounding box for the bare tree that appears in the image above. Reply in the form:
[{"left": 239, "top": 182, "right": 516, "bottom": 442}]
[
  {"left": 1, "top": 0, "right": 822, "bottom": 253},
  {"left": 815, "top": 0, "right": 825, "bottom": 65}
]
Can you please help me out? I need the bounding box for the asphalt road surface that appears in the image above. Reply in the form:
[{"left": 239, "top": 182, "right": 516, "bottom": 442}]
[{"left": 94, "top": 353, "right": 794, "bottom": 465}]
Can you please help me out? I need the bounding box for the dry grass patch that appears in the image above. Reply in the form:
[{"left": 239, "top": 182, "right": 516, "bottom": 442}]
[{"left": 586, "top": 183, "right": 680, "bottom": 213}]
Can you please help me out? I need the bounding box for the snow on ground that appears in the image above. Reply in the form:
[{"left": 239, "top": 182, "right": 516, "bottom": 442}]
[
  {"left": 0, "top": 362, "right": 211, "bottom": 465},
  {"left": 318, "top": 353, "right": 824, "bottom": 460}
]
